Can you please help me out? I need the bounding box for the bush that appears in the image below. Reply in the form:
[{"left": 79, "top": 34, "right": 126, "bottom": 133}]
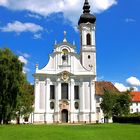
[{"left": 113, "top": 114, "right": 140, "bottom": 123}]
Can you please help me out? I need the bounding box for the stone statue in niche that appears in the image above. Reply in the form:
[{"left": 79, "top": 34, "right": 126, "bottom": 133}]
[{"left": 62, "top": 53, "right": 67, "bottom": 61}]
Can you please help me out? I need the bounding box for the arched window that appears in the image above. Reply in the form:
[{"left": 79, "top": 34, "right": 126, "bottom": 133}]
[
  {"left": 74, "top": 86, "right": 79, "bottom": 99},
  {"left": 50, "top": 85, "right": 55, "bottom": 99},
  {"left": 61, "top": 83, "right": 68, "bottom": 99},
  {"left": 62, "top": 49, "right": 68, "bottom": 64},
  {"left": 87, "top": 33, "right": 91, "bottom": 45}
]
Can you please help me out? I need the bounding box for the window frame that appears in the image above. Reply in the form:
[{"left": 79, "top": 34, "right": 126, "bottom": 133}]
[
  {"left": 50, "top": 85, "right": 55, "bottom": 100},
  {"left": 61, "top": 83, "right": 69, "bottom": 99},
  {"left": 74, "top": 85, "right": 79, "bottom": 100},
  {"left": 87, "top": 33, "right": 91, "bottom": 45}
]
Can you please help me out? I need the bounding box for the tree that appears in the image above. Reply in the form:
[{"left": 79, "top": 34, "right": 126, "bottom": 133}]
[
  {"left": 100, "top": 90, "right": 132, "bottom": 121},
  {"left": 0, "top": 48, "right": 33, "bottom": 124},
  {"left": 113, "top": 91, "right": 132, "bottom": 116},
  {"left": 100, "top": 90, "right": 117, "bottom": 119},
  {"left": 15, "top": 80, "right": 34, "bottom": 124}
]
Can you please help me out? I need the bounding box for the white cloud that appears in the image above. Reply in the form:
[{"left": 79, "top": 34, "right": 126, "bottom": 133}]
[
  {"left": 0, "top": 0, "right": 8, "bottom": 6},
  {"left": 18, "top": 51, "right": 30, "bottom": 58},
  {"left": 126, "top": 77, "right": 140, "bottom": 87},
  {"left": 18, "top": 56, "right": 28, "bottom": 65},
  {"left": 97, "top": 76, "right": 104, "bottom": 80},
  {"left": 0, "top": 0, "right": 118, "bottom": 26},
  {"left": 26, "top": 13, "right": 42, "bottom": 20},
  {"left": 132, "top": 87, "right": 139, "bottom": 91},
  {"left": 92, "top": 0, "right": 117, "bottom": 13},
  {"left": 1, "top": 21, "right": 43, "bottom": 33},
  {"left": 114, "top": 82, "right": 139, "bottom": 92},
  {"left": 125, "top": 18, "right": 136, "bottom": 23},
  {"left": 23, "top": 67, "right": 30, "bottom": 74},
  {"left": 18, "top": 55, "right": 30, "bottom": 73},
  {"left": 22, "top": 53, "right": 30, "bottom": 58},
  {"left": 114, "top": 83, "right": 130, "bottom": 92},
  {"left": 33, "top": 33, "right": 42, "bottom": 39}
]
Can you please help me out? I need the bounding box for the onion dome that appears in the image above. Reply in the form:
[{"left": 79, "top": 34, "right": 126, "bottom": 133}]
[{"left": 78, "top": 0, "right": 96, "bottom": 25}]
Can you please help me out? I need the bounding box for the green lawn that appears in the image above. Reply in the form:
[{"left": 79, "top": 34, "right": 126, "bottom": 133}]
[{"left": 0, "top": 123, "right": 140, "bottom": 140}]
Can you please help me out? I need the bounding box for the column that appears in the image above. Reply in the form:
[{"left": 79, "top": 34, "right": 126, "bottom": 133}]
[
  {"left": 55, "top": 78, "right": 61, "bottom": 123},
  {"left": 34, "top": 77, "right": 39, "bottom": 112},
  {"left": 70, "top": 78, "right": 75, "bottom": 123},
  {"left": 34, "top": 77, "right": 39, "bottom": 122},
  {"left": 45, "top": 78, "right": 50, "bottom": 123},
  {"left": 79, "top": 79, "right": 85, "bottom": 122},
  {"left": 90, "top": 78, "right": 96, "bottom": 123}
]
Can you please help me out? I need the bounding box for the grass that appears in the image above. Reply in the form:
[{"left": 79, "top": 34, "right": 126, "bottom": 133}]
[{"left": 0, "top": 123, "right": 140, "bottom": 140}]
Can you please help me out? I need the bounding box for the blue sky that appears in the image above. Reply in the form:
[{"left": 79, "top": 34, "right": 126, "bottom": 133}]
[{"left": 0, "top": 0, "right": 140, "bottom": 91}]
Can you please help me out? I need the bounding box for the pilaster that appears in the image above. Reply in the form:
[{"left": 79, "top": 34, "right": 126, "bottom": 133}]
[
  {"left": 54, "top": 78, "right": 61, "bottom": 122},
  {"left": 34, "top": 77, "right": 39, "bottom": 112},
  {"left": 79, "top": 79, "right": 85, "bottom": 121},
  {"left": 45, "top": 78, "right": 50, "bottom": 122},
  {"left": 70, "top": 78, "right": 75, "bottom": 122},
  {"left": 90, "top": 78, "right": 96, "bottom": 122}
]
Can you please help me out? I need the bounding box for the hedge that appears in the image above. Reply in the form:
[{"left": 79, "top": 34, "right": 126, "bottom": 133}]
[{"left": 113, "top": 116, "right": 140, "bottom": 123}]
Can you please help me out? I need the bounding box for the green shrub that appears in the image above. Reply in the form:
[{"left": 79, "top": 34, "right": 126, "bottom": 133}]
[{"left": 113, "top": 114, "right": 140, "bottom": 123}]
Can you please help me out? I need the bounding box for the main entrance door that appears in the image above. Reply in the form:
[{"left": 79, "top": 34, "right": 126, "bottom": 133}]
[{"left": 61, "top": 109, "right": 68, "bottom": 123}]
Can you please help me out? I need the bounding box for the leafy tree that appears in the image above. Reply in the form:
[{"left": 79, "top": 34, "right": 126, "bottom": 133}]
[
  {"left": 100, "top": 90, "right": 132, "bottom": 121},
  {"left": 15, "top": 80, "right": 34, "bottom": 124},
  {"left": 100, "top": 90, "right": 117, "bottom": 119},
  {"left": 113, "top": 91, "right": 132, "bottom": 116},
  {"left": 0, "top": 48, "right": 33, "bottom": 124}
]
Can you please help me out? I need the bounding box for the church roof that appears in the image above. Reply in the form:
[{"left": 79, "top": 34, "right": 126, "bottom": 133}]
[
  {"left": 95, "top": 81, "right": 120, "bottom": 95},
  {"left": 130, "top": 92, "right": 140, "bottom": 102},
  {"left": 78, "top": 0, "right": 96, "bottom": 25}
]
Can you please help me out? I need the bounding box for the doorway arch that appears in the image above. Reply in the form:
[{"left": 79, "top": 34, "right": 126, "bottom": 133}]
[{"left": 61, "top": 109, "right": 68, "bottom": 123}]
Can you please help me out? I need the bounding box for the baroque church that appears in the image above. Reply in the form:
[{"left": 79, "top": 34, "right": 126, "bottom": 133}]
[{"left": 31, "top": 0, "right": 119, "bottom": 124}]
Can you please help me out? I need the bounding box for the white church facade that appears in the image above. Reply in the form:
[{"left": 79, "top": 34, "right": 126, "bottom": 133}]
[{"left": 31, "top": 0, "right": 118, "bottom": 124}]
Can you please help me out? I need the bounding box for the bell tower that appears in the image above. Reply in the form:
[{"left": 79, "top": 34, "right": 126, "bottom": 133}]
[{"left": 78, "top": 0, "right": 96, "bottom": 75}]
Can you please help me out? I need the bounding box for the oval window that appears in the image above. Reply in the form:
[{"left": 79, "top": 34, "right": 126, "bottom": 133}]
[
  {"left": 75, "top": 102, "right": 79, "bottom": 109},
  {"left": 50, "top": 102, "right": 55, "bottom": 109}
]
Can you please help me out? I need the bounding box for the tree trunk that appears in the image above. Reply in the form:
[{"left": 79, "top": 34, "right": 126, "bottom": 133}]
[
  {"left": 16, "top": 116, "right": 20, "bottom": 124},
  {"left": 0, "top": 115, "right": 2, "bottom": 124},
  {"left": 3, "top": 119, "right": 8, "bottom": 124}
]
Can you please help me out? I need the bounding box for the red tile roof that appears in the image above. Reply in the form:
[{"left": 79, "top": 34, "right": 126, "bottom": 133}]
[
  {"left": 95, "top": 81, "right": 120, "bottom": 95},
  {"left": 130, "top": 92, "right": 140, "bottom": 102}
]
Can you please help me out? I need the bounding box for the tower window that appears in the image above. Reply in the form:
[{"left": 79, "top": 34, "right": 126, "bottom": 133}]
[
  {"left": 50, "top": 85, "right": 55, "bottom": 99},
  {"left": 88, "top": 55, "right": 90, "bottom": 59},
  {"left": 87, "top": 33, "right": 91, "bottom": 45},
  {"left": 74, "top": 86, "right": 79, "bottom": 99}
]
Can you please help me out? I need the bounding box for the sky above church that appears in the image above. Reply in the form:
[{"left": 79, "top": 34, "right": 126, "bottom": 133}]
[{"left": 0, "top": 0, "right": 140, "bottom": 92}]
